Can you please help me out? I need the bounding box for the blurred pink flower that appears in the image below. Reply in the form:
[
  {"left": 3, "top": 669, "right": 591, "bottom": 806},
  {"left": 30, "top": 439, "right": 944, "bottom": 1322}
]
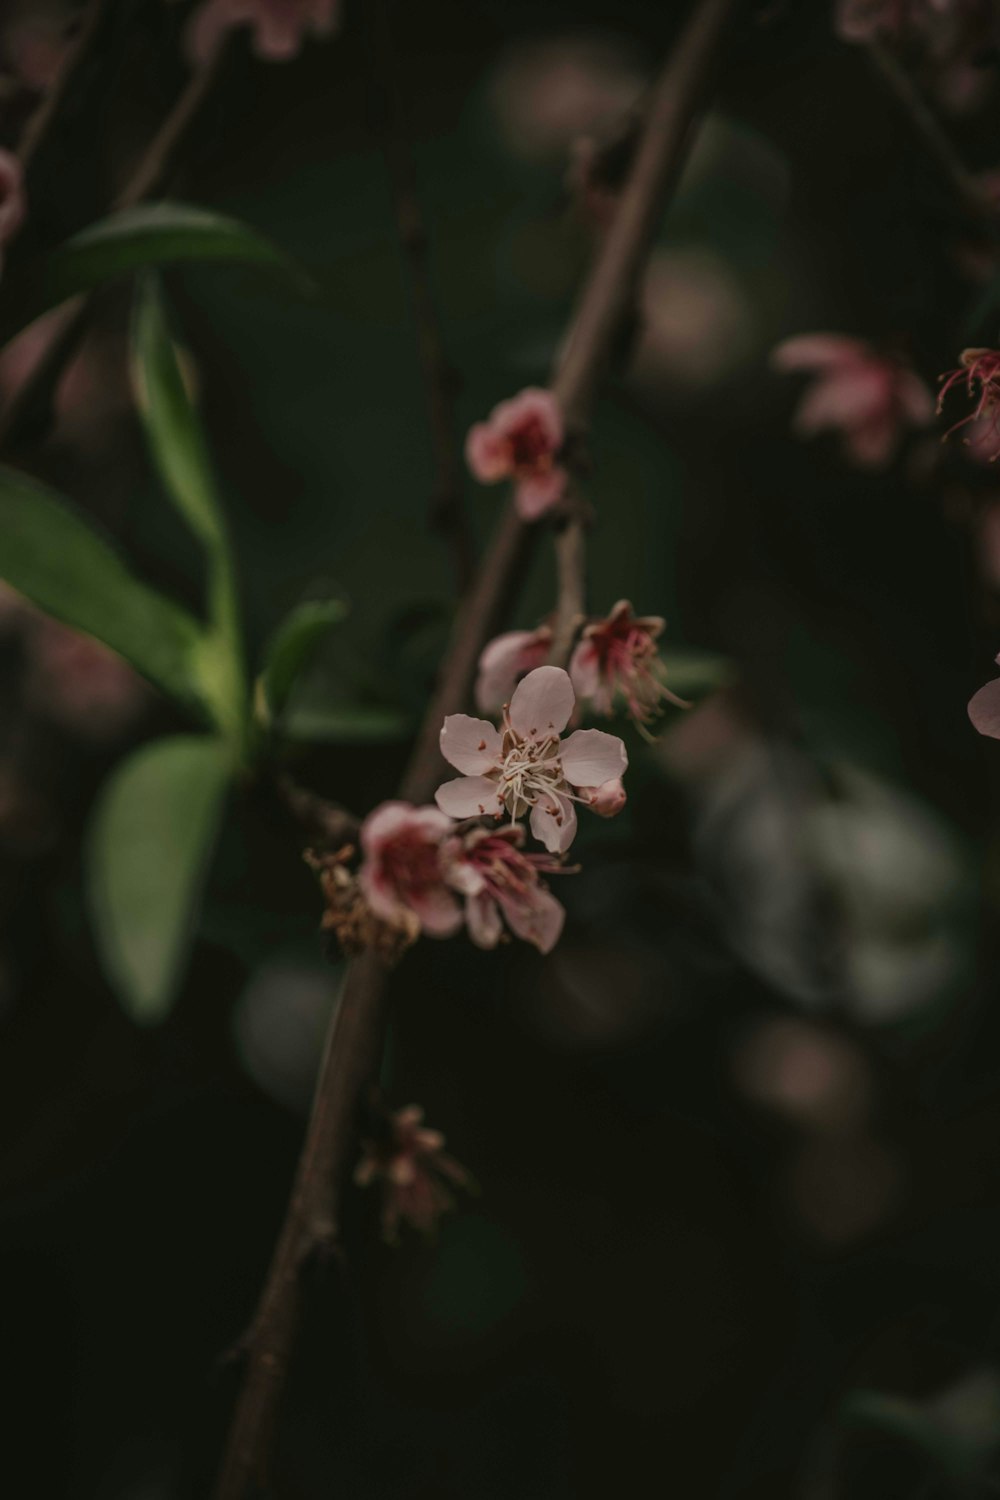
[
  {"left": 444, "top": 823, "right": 567, "bottom": 953},
  {"left": 570, "top": 599, "right": 688, "bottom": 730},
  {"left": 465, "top": 388, "right": 567, "bottom": 521},
  {"left": 186, "top": 0, "right": 339, "bottom": 64},
  {"left": 0, "top": 308, "right": 130, "bottom": 452},
  {"left": 772, "top": 333, "right": 934, "bottom": 467},
  {"left": 435, "top": 665, "right": 627, "bottom": 854},
  {"left": 488, "top": 36, "right": 644, "bottom": 163},
  {"left": 938, "top": 346, "right": 1000, "bottom": 458},
  {"left": 0, "top": 149, "right": 26, "bottom": 272},
  {"left": 355, "top": 1104, "right": 471, "bottom": 1242},
  {"left": 358, "top": 801, "right": 462, "bottom": 939},
  {"left": 968, "top": 654, "right": 1000, "bottom": 737},
  {"left": 475, "top": 625, "right": 552, "bottom": 714},
  {"left": 835, "top": 0, "right": 998, "bottom": 113},
  {"left": 26, "top": 619, "right": 146, "bottom": 740}
]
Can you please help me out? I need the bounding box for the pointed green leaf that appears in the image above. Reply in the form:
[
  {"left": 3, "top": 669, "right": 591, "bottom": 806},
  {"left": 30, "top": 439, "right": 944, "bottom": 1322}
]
[
  {"left": 6, "top": 202, "right": 313, "bottom": 337},
  {"left": 0, "top": 464, "right": 209, "bottom": 713},
  {"left": 258, "top": 599, "right": 349, "bottom": 723},
  {"left": 129, "top": 277, "right": 246, "bottom": 747},
  {"left": 87, "top": 735, "right": 231, "bottom": 1023}
]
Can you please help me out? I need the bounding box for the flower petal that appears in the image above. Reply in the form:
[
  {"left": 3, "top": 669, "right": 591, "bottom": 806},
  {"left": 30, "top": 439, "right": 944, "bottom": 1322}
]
[
  {"left": 465, "top": 422, "right": 509, "bottom": 482},
  {"left": 969, "top": 679, "right": 1000, "bottom": 739},
  {"left": 465, "top": 891, "right": 503, "bottom": 949},
  {"left": 771, "top": 333, "right": 866, "bottom": 373},
  {"left": 515, "top": 466, "right": 566, "bottom": 521},
  {"left": 568, "top": 639, "right": 600, "bottom": 700},
  {"left": 439, "top": 714, "right": 502, "bottom": 773},
  {"left": 409, "top": 887, "right": 464, "bottom": 938},
  {"left": 560, "top": 728, "right": 628, "bottom": 788},
  {"left": 509, "top": 665, "right": 575, "bottom": 739},
  {"left": 502, "top": 888, "right": 565, "bottom": 954},
  {"left": 435, "top": 775, "right": 503, "bottom": 819},
  {"left": 475, "top": 629, "right": 548, "bottom": 713},
  {"left": 530, "top": 791, "right": 577, "bottom": 854}
]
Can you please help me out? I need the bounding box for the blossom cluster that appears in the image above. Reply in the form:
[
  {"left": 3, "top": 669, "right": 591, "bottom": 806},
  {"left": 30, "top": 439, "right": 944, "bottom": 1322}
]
[
  {"left": 309, "top": 665, "right": 629, "bottom": 959},
  {"left": 476, "top": 599, "right": 688, "bottom": 733}
]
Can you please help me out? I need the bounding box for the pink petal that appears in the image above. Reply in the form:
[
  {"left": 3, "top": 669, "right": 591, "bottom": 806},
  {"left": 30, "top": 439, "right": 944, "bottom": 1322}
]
[
  {"left": 465, "top": 423, "right": 509, "bottom": 482},
  {"left": 897, "top": 371, "right": 935, "bottom": 426},
  {"left": 409, "top": 887, "right": 464, "bottom": 938},
  {"left": 530, "top": 792, "right": 577, "bottom": 854},
  {"left": 475, "top": 630, "right": 545, "bottom": 714},
  {"left": 793, "top": 367, "right": 888, "bottom": 436},
  {"left": 771, "top": 334, "right": 867, "bottom": 374},
  {"left": 568, "top": 639, "right": 600, "bottom": 700},
  {"left": 560, "top": 728, "right": 628, "bottom": 789},
  {"left": 494, "top": 387, "right": 563, "bottom": 448},
  {"left": 969, "top": 679, "right": 1000, "bottom": 739},
  {"left": 509, "top": 665, "right": 575, "bottom": 739},
  {"left": 435, "top": 775, "right": 503, "bottom": 819},
  {"left": 502, "top": 888, "right": 565, "bottom": 954},
  {"left": 439, "top": 714, "right": 502, "bottom": 773},
  {"left": 515, "top": 466, "right": 567, "bottom": 521},
  {"left": 465, "top": 891, "right": 503, "bottom": 949},
  {"left": 845, "top": 414, "right": 898, "bottom": 468}
]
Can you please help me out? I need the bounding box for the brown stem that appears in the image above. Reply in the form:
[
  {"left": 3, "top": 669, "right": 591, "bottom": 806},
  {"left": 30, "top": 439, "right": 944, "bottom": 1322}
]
[
  {"left": 370, "top": 0, "right": 474, "bottom": 591},
  {"left": 212, "top": 3, "right": 738, "bottom": 1494},
  {"left": 864, "top": 41, "right": 995, "bottom": 227},
  {"left": 16, "top": 0, "right": 114, "bottom": 173},
  {"left": 0, "top": 46, "right": 231, "bottom": 452}
]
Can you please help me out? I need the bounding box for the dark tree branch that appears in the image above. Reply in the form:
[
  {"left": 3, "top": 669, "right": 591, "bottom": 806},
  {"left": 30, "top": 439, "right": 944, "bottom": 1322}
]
[
  {"left": 370, "top": 0, "right": 474, "bottom": 591},
  {"left": 212, "top": 2, "right": 738, "bottom": 1494},
  {"left": 16, "top": 0, "right": 114, "bottom": 173}
]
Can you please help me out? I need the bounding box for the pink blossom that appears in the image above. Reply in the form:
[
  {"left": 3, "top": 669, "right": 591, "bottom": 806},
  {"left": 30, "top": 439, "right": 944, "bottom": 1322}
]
[
  {"left": 465, "top": 388, "right": 567, "bottom": 521},
  {"left": 475, "top": 625, "right": 552, "bottom": 714},
  {"left": 0, "top": 150, "right": 26, "bottom": 273},
  {"left": 358, "top": 801, "right": 462, "bottom": 939},
  {"left": 444, "top": 823, "right": 567, "bottom": 953},
  {"left": 569, "top": 599, "right": 688, "bottom": 731},
  {"left": 186, "top": 0, "right": 339, "bottom": 64},
  {"left": 835, "top": 0, "right": 997, "bottom": 113},
  {"left": 355, "top": 1105, "right": 471, "bottom": 1242},
  {"left": 772, "top": 334, "right": 934, "bottom": 467},
  {"left": 938, "top": 347, "right": 1000, "bottom": 459},
  {"left": 435, "top": 665, "right": 627, "bottom": 854},
  {"left": 969, "top": 654, "right": 1000, "bottom": 737}
]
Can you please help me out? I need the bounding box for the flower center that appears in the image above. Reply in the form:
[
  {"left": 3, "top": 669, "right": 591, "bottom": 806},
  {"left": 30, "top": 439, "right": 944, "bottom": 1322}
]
[
  {"left": 381, "top": 831, "right": 443, "bottom": 895},
  {"left": 497, "top": 731, "right": 565, "bottom": 819},
  {"left": 506, "top": 416, "right": 554, "bottom": 476}
]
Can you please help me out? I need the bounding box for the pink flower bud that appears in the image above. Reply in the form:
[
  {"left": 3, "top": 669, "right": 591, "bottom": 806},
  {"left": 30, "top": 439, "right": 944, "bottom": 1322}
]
[{"left": 580, "top": 776, "right": 626, "bottom": 818}]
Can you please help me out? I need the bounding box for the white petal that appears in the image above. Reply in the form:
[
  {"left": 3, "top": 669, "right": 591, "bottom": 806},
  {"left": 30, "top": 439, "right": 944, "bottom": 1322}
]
[
  {"left": 530, "top": 792, "right": 577, "bottom": 854},
  {"left": 560, "top": 728, "right": 628, "bottom": 789},
  {"left": 509, "top": 665, "right": 575, "bottom": 739},
  {"left": 435, "top": 775, "right": 503, "bottom": 819},
  {"left": 439, "top": 714, "right": 502, "bottom": 773}
]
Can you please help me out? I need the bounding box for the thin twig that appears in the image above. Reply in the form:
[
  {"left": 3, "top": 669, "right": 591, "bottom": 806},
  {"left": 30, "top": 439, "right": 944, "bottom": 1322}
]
[
  {"left": 370, "top": 0, "right": 474, "bottom": 591},
  {"left": 0, "top": 45, "right": 231, "bottom": 451},
  {"left": 212, "top": 3, "right": 738, "bottom": 1495},
  {"left": 865, "top": 41, "right": 995, "bottom": 226},
  {"left": 16, "top": 0, "right": 114, "bottom": 172}
]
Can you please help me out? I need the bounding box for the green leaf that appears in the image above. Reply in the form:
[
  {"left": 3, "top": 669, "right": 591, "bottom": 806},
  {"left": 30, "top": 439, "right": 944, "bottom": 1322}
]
[
  {"left": 660, "top": 648, "right": 734, "bottom": 699},
  {"left": 0, "top": 464, "right": 209, "bottom": 713},
  {"left": 129, "top": 277, "right": 246, "bottom": 747},
  {"left": 281, "top": 702, "right": 412, "bottom": 745},
  {"left": 8, "top": 202, "right": 313, "bottom": 336},
  {"left": 838, "top": 1387, "right": 1000, "bottom": 1480},
  {"left": 257, "top": 599, "right": 349, "bottom": 723},
  {"left": 87, "top": 735, "right": 231, "bottom": 1024}
]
